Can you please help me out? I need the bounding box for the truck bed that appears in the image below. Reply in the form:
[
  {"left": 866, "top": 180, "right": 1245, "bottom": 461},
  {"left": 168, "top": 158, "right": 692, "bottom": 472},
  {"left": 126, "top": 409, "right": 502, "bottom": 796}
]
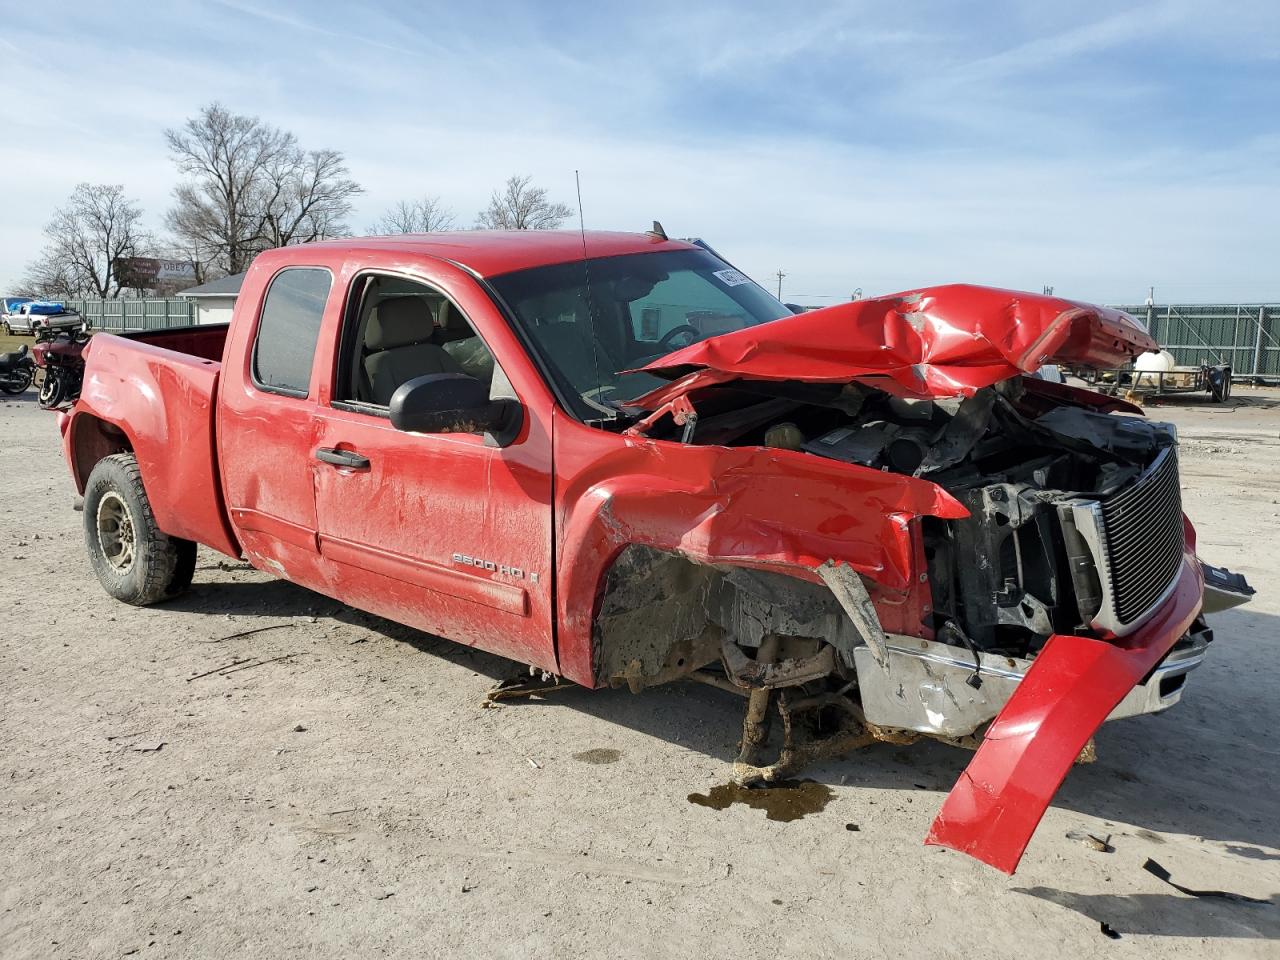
[
  {"left": 122, "top": 323, "right": 229, "bottom": 363},
  {"left": 68, "top": 324, "right": 239, "bottom": 557}
]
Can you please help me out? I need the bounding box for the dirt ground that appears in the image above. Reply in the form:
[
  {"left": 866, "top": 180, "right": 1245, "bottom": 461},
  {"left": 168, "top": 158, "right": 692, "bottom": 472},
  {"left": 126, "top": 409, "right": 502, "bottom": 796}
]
[{"left": 2, "top": 377, "right": 1279, "bottom": 959}]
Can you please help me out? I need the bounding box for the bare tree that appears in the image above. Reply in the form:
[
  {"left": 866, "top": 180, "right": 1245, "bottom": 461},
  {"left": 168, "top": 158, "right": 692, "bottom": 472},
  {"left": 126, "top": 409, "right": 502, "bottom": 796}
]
[
  {"left": 164, "top": 103, "right": 363, "bottom": 276},
  {"left": 476, "top": 175, "right": 573, "bottom": 230},
  {"left": 369, "top": 196, "right": 457, "bottom": 234},
  {"left": 19, "top": 183, "right": 151, "bottom": 298}
]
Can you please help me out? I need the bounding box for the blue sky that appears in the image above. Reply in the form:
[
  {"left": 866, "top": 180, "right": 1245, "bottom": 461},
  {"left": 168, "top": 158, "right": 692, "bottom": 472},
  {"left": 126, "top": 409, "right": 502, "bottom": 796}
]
[{"left": 1, "top": 0, "right": 1277, "bottom": 303}]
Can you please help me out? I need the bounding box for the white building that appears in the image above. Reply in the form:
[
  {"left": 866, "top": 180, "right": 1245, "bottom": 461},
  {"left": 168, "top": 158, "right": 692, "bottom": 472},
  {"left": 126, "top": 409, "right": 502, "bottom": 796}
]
[{"left": 177, "top": 272, "right": 245, "bottom": 325}]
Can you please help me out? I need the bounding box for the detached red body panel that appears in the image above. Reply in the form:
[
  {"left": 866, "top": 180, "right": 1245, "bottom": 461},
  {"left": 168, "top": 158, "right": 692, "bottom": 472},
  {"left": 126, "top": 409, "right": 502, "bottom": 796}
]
[
  {"left": 927, "top": 545, "right": 1204, "bottom": 873},
  {"left": 633, "top": 284, "right": 1156, "bottom": 407}
]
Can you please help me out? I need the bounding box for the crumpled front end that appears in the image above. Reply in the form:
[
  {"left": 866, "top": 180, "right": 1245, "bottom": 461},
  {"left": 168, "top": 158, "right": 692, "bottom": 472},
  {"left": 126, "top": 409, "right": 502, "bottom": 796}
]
[{"left": 568, "top": 284, "right": 1247, "bottom": 875}]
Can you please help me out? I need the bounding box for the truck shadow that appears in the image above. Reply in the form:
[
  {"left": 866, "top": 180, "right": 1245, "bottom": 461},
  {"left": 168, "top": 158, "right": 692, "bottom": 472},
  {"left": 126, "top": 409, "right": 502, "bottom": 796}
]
[
  {"left": 169, "top": 572, "right": 1280, "bottom": 912},
  {"left": 1013, "top": 887, "right": 1280, "bottom": 939}
]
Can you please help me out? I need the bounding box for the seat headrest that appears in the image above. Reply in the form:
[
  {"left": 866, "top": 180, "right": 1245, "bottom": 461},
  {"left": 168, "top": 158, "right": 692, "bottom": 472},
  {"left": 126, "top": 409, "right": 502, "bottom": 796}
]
[
  {"left": 366, "top": 297, "right": 432, "bottom": 351},
  {"left": 434, "top": 299, "right": 472, "bottom": 343}
]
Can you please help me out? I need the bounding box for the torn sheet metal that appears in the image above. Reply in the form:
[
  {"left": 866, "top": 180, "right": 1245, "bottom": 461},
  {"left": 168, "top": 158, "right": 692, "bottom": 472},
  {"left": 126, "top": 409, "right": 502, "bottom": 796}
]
[
  {"left": 925, "top": 548, "right": 1204, "bottom": 874},
  {"left": 817, "top": 560, "right": 890, "bottom": 669},
  {"left": 631, "top": 285, "right": 1157, "bottom": 410}
]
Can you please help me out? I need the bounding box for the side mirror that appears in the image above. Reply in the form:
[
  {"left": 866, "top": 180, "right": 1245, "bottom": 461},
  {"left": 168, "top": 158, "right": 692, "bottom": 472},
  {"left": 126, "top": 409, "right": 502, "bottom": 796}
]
[{"left": 388, "top": 373, "right": 522, "bottom": 447}]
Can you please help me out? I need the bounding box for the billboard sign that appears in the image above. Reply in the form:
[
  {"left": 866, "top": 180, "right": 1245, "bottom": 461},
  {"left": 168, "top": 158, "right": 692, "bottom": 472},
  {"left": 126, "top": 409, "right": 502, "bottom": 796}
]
[{"left": 114, "top": 257, "right": 197, "bottom": 288}]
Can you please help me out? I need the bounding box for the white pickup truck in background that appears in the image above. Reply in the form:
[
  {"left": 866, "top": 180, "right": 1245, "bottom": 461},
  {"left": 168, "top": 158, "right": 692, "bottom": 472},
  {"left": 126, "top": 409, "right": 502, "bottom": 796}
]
[{"left": 2, "top": 300, "right": 81, "bottom": 336}]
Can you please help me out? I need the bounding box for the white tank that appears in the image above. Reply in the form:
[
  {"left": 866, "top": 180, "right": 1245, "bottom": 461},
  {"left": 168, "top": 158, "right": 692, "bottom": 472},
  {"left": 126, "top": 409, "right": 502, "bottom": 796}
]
[{"left": 1134, "top": 349, "right": 1176, "bottom": 373}]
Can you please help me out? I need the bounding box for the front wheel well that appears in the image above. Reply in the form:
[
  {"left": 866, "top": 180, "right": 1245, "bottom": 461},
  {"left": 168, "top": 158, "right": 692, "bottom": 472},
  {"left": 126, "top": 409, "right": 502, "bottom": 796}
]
[{"left": 591, "top": 545, "right": 860, "bottom": 691}]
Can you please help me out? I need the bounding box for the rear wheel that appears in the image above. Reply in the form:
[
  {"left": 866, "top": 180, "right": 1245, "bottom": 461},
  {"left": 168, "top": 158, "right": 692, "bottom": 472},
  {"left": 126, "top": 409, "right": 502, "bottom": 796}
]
[
  {"left": 1, "top": 320, "right": 11, "bottom": 335},
  {"left": 0, "top": 369, "right": 31, "bottom": 394},
  {"left": 84, "top": 453, "right": 195, "bottom": 605}
]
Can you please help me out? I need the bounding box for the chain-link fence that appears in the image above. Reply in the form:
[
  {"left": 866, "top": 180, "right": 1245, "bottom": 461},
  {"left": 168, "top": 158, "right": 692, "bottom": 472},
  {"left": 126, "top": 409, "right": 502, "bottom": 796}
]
[{"left": 1111, "top": 303, "right": 1277, "bottom": 379}]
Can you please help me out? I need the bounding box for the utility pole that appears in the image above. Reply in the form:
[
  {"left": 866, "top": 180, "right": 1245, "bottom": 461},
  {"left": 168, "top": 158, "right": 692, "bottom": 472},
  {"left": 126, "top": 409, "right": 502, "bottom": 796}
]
[{"left": 774, "top": 269, "right": 786, "bottom": 300}]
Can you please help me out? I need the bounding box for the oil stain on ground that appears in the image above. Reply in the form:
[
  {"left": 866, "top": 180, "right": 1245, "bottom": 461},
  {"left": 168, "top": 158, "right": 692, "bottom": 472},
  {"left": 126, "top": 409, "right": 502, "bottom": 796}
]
[
  {"left": 688, "top": 780, "right": 833, "bottom": 822},
  {"left": 573, "top": 748, "right": 622, "bottom": 765}
]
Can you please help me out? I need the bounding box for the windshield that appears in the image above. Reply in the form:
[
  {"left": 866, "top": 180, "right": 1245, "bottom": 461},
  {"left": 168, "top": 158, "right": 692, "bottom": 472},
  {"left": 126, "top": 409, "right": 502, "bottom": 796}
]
[{"left": 488, "top": 249, "right": 791, "bottom": 419}]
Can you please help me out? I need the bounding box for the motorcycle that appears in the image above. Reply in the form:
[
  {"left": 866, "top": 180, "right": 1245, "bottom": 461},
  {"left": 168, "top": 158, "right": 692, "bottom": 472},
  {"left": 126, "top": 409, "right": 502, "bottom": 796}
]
[
  {"left": 0, "top": 343, "right": 37, "bottom": 396},
  {"left": 33, "top": 321, "right": 89, "bottom": 410}
]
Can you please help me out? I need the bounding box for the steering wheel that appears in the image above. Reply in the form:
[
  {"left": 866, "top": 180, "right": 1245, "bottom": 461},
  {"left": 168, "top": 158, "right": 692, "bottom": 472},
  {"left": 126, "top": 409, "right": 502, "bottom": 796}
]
[{"left": 658, "top": 324, "right": 701, "bottom": 349}]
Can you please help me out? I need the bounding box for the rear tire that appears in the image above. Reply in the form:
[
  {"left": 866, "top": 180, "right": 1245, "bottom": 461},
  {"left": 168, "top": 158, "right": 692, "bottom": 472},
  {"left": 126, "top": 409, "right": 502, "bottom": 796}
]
[
  {"left": 1, "top": 320, "right": 11, "bottom": 335},
  {"left": 84, "top": 453, "right": 193, "bottom": 605},
  {"left": 0, "top": 369, "right": 31, "bottom": 394}
]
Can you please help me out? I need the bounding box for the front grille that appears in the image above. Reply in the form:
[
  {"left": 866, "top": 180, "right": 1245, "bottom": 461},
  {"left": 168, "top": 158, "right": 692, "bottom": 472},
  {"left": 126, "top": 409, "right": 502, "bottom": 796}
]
[{"left": 1098, "top": 448, "right": 1184, "bottom": 626}]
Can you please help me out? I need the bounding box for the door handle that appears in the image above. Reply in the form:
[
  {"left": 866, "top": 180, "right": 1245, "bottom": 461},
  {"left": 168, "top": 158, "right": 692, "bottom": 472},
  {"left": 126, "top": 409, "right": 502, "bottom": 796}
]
[{"left": 315, "top": 447, "right": 370, "bottom": 470}]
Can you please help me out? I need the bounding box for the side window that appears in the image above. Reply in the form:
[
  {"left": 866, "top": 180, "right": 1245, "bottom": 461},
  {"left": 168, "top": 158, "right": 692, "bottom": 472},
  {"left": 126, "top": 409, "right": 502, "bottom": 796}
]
[
  {"left": 252, "top": 268, "right": 332, "bottom": 396},
  {"left": 334, "top": 274, "right": 511, "bottom": 415}
]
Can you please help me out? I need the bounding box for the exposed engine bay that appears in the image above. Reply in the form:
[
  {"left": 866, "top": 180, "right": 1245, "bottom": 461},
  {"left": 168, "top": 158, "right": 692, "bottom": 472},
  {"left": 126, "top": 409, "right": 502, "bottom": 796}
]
[{"left": 634, "top": 375, "right": 1178, "bottom": 646}]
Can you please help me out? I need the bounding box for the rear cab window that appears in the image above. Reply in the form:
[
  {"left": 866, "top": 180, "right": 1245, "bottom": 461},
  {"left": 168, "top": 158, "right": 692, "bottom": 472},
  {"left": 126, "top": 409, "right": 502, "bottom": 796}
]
[{"left": 251, "top": 267, "right": 333, "bottom": 397}]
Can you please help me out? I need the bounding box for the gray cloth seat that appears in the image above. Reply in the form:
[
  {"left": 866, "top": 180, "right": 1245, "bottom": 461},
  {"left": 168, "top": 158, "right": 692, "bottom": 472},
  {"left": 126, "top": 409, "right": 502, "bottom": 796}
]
[{"left": 363, "top": 296, "right": 462, "bottom": 405}]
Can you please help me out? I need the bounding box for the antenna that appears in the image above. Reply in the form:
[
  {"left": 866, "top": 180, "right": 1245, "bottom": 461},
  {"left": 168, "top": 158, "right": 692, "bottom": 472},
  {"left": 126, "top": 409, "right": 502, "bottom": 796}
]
[
  {"left": 574, "top": 170, "right": 607, "bottom": 417},
  {"left": 575, "top": 170, "right": 587, "bottom": 242}
]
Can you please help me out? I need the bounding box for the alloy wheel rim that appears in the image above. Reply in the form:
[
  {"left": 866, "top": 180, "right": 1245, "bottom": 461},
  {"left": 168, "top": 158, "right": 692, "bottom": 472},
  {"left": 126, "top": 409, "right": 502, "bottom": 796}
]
[{"left": 96, "top": 492, "right": 136, "bottom": 572}]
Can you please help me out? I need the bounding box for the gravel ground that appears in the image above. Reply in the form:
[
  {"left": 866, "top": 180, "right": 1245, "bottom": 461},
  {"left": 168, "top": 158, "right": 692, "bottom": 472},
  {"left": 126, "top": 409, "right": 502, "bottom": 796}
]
[{"left": 2, "top": 381, "right": 1279, "bottom": 959}]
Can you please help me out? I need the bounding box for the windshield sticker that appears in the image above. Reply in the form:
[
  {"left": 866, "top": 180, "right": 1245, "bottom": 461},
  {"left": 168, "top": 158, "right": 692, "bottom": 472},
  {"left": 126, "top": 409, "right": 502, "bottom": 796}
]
[{"left": 713, "top": 268, "right": 751, "bottom": 287}]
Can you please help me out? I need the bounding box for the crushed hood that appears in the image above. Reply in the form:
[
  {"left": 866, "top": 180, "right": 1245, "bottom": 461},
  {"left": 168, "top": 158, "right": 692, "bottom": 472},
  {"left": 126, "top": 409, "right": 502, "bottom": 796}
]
[{"left": 632, "top": 284, "right": 1156, "bottom": 409}]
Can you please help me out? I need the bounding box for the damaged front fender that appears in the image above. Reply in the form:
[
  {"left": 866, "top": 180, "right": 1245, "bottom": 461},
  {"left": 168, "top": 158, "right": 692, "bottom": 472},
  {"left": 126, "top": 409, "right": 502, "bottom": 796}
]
[{"left": 552, "top": 411, "right": 967, "bottom": 687}]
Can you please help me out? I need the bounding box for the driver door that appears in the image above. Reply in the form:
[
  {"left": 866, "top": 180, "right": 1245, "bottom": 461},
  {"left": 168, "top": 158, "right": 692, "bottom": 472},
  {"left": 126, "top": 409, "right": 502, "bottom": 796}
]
[{"left": 309, "top": 264, "right": 557, "bottom": 673}]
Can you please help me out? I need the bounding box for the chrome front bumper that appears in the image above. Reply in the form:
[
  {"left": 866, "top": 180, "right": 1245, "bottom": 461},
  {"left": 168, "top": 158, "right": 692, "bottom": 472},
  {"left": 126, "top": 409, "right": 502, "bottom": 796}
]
[{"left": 854, "top": 630, "right": 1210, "bottom": 738}]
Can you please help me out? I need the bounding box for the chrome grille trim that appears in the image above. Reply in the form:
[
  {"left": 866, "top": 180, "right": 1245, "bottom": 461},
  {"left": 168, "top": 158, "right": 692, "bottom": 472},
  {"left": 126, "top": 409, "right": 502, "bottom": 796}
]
[
  {"left": 1099, "top": 447, "right": 1183, "bottom": 627},
  {"left": 1062, "top": 445, "right": 1185, "bottom": 637}
]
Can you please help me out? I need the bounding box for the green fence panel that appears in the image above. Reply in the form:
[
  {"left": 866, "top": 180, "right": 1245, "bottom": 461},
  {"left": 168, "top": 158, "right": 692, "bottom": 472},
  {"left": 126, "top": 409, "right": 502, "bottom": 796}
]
[
  {"left": 1111, "top": 303, "right": 1277, "bottom": 378},
  {"left": 64, "top": 298, "right": 196, "bottom": 333}
]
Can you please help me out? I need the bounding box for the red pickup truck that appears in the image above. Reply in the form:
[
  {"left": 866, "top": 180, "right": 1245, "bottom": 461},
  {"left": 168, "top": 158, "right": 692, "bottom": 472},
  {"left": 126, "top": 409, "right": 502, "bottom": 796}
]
[{"left": 57, "top": 230, "right": 1250, "bottom": 874}]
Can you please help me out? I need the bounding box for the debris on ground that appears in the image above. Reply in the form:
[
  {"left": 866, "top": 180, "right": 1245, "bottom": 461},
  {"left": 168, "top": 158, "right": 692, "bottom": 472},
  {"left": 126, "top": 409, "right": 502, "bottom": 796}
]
[
  {"left": 484, "top": 674, "right": 576, "bottom": 705},
  {"left": 1066, "top": 829, "right": 1114, "bottom": 852},
  {"left": 1142, "top": 858, "right": 1272, "bottom": 905},
  {"left": 209, "top": 623, "right": 296, "bottom": 643}
]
